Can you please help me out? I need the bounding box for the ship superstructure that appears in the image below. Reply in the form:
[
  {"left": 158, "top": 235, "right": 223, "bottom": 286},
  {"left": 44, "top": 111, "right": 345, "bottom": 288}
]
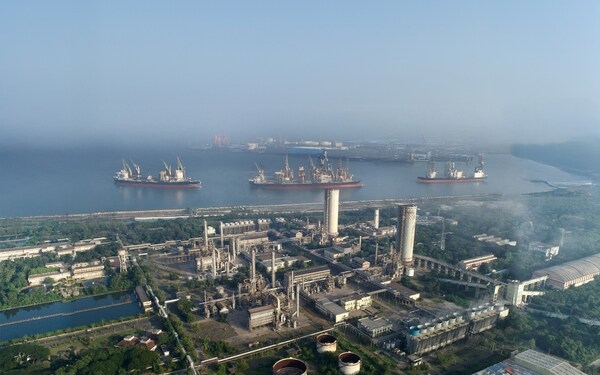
[
  {"left": 417, "top": 155, "right": 487, "bottom": 183},
  {"left": 250, "top": 152, "right": 363, "bottom": 189},
  {"left": 114, "top": 157, "right": 201, "bottom": 188}
]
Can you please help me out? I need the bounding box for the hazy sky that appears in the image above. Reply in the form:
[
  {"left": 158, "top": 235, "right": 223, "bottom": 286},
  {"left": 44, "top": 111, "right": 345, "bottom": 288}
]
[{"left": 1, "top": 1, "right": 599, "bottom": 147}]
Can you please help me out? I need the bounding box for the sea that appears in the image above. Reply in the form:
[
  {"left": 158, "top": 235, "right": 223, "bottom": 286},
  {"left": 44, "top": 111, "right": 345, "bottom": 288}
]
[{"left": 0, "top": 146, "right": 592, "bottom": 218}]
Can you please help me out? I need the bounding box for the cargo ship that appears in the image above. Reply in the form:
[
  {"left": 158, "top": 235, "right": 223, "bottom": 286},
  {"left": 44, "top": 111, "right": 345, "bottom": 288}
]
[
  {"left": 249, "top": 153, "right": 363, "bottom": 189},
  {"left": 114, "top": 158, "right": 201, "bottom": 188},
  {"left": 417, "top": 156, "right": 487, "bottom": 183}
]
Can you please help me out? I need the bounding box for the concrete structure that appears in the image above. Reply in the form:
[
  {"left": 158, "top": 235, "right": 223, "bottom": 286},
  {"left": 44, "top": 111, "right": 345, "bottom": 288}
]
[
  {"left": 0, "top": 241, "right": 69, "bottom": 262},
  {"left": 533, "top": 253, "right": 600, "bottom": 289},
  {"left": 358, "top": 317, "right": 393, "bottom": 338},
  {"left": 406, "top": 304, "right": 508, "bottom": 356},
  {"left": 374, "top": 208, "right": 380, "bottom": 229},
  {"left": 352, "top": 257, "right": 370, "bottom": 269},
  {"left": 388, "top": 282, "right": 420, "bottom": 300},
  {"left": 397, "top": 204, "right": 417, "bottom": 266},
  {"left": 324, "top": 189, "right": 340, "bottom": 238},
  {"left": 529, "top": 242, "right": 560, "bottom": 260},
  {"left": 272, "top": 358, "right": 308, "bottom": 375},
  {"left": 458, "top": 254, "right": 497, "bottom": 270},
  {"left": 135, "top": 286, "right": 153, "bottom": 312},
  {"left": 316, "top": 334, "right": 337, "bottom": 353},
  {"left": 248, "top": 305, "right": 275, "bottom": 331},
  {"left": 315, "top": 297, "right": 349, "bottom": 323},
  {"left": 506, "top": 276, "right": 548, "bottom": 306},
  {"left": 339, "top": 294, "right": 372, "bottom": 311},
  {"left": 71, "top": 261, "right": 105, "bottom": 280},
  {"left": 284, "top": 265, "right": 331, "bottom": 288},
  {"left": 338, "top": 352, "right": 361, "bottom": 375},
  {"left": 118, "top": 249, "right": 128, "bottom": 273},
  {"left": 28, "top": 270, "right": 71, "bottom": 285}
]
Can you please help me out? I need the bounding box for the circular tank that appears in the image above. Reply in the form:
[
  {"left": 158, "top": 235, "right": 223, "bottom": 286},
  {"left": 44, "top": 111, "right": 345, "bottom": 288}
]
[
  {"left": 338, "top": 352, "right": 362, "bottom": 375},
  {"left": 316, "top": 334, "right": 338, "bottom": 353},
  {"left": 272, "top": 358, "right": 308, "bottom": 375},
  {"left": 405, "top": 267, "right": 415, "bottom": 277},
  {"left": 409, "top": 326, "right": 421, "bottom": 336}
]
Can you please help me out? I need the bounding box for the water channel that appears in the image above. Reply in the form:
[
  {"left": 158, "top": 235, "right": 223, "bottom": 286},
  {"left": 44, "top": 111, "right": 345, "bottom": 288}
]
[{"left": 0, "top": 290, "right": 143, "bottom": 342}]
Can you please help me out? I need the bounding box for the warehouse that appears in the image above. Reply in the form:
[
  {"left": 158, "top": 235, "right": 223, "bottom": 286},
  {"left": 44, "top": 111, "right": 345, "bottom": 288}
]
[{"left": 533, "top": 253, "right": 600, "bottom": 289}]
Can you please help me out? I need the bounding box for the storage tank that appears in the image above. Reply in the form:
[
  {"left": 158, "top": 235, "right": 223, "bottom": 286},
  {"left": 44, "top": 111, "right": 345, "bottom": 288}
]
[
  {"left": 405, "top": 267, "right": 415, "bottom": 277},
  {"left": 272, "top": 358, "right": 308, "bottom": 375},
  {"left": 409, "top": 326, "right": 421, "bottom": 336},
  {"left": 316, "top": 334, "right": 337, "bottom": 353},
  {"left": 338, "top": 352, "right": 361, "bottom": 375}
]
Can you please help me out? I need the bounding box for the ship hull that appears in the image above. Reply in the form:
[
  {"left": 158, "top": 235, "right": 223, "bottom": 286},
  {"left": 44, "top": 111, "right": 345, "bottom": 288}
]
[
  {"left": 416, "top": 177, "right": 486, "bottom": 183},
  {"left": 249, "top": 181, "right": 363, "bottom": 189},
  {"left": 114, "top": 179, "right": 201, "bottom": 188}
]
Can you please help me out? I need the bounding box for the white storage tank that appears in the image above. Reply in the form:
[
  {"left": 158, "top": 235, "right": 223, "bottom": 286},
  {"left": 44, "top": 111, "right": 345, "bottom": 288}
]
[
  {"left": 405, "top": 267, "right": 415, "bottom": 277},
  {"left": 316, "top": 333, "right": 337, "bottom": 353},
  {"left": 272, "top": 358, "right": 308, "bottom": 375},
  {"left": 339, "top": 352, "right": 361, "bottom": 375}
]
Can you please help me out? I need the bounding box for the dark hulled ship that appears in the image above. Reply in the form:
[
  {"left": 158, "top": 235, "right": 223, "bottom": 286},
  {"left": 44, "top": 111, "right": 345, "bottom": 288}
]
[
  {"left": 417, "top": 155, "right": 487, "bottom": 183},
  {"left": 114, "top": 157, "right": 201, "bottom": 188},
  {"left": 249, "top": 153, "right": 363, "bottom": 189}
]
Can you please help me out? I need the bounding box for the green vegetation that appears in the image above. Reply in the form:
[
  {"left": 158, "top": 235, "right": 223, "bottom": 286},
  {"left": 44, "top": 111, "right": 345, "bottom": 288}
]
[
  {"left": 200, "top": 338, "right": 235, "bottom": 357},
  {"left": 53, "top": 346, "right": 161, "bottom": 375},
  {"left": 0, "top": 257, "right": 63, "bottom": 310},
  {"left": 484, "top": 309, "right": 600, "bottom": 366},
  {"left": 528, "top": 279, "right": 600, "bottom": 320},
  {"left": 0, "top": 343, "right": 50, "bottom": 374}
]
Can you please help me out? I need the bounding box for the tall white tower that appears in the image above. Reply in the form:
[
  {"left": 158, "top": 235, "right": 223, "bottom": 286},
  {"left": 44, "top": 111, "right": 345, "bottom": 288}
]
[
  {"left": 374, "top": 209, "right": 380, "bottom": 229},
  {"left": 323, "top": 189, "right": 340, "bottom": 238},
  {"left": 397, "top": 204, "right": 417, "bottom": 266}
]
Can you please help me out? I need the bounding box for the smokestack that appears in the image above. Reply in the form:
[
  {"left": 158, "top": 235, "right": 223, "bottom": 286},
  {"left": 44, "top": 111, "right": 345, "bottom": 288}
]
[
  {"left": 290, "top": 271, "right": 295, "bottom": 301},
  {"left": 397, "top": 204, "right": 417, "bottom": 266},
  {"left": 296, "top": 283, "right": 300, "bottom": 318},
  {"left": 374, "top": 209, "right": 380, "bottom": 229},
  {"left": 212, "top": 246, "right": 217, "bottom": 277},
  {"left": 220, "top": 221, "right": 224, "bottom": 247},
  {"left": 251, "top": 247, "right": 256, "bottom": 281},
  {"left": 226, "top": 251, "right": 231, "bottom": 276},
  {"left": 271, "top": 250, "right": 276, "bottom": 287},
  {"left": 324, "top": 189, "right": 340, "bottom": 237},
  {"left": 358, "top": 236, "right": 362, "bottom": 249},
  {"left": 204, "top": 220, "right": 209, "bottom": 250},
  {"left": 374, "top": 242, "right": 378, "bottom": 266}
]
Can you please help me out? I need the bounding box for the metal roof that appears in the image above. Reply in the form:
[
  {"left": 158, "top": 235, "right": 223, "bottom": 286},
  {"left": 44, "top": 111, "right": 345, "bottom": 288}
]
[{"left": 534, "top": 253, "right": 600, "bottom": 284}]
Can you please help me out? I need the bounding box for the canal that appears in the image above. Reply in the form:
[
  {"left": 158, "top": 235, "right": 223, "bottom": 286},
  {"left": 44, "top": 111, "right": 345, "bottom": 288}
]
[{"left": 0, "top": 290, "right": 143, "bottom": 342}]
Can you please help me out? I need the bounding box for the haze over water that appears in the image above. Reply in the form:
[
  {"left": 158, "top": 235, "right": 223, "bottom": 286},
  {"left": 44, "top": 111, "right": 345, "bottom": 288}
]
[{"left": 0, "top": 147, "right": 588, "bottom": 218}]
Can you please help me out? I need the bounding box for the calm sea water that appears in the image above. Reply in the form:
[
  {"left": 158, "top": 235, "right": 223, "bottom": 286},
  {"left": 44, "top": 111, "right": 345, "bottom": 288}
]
[
  {"left": 0, "top": 291, "right": 142, "bottom": 342},
  {"left": 0, "top": 146, "right": 589, "bottom": 217}
]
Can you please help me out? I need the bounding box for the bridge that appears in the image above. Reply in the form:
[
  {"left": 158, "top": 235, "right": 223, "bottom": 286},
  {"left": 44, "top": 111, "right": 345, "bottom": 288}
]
[{"left": 413, "top": 254, "right": 506, "bottom": 302}]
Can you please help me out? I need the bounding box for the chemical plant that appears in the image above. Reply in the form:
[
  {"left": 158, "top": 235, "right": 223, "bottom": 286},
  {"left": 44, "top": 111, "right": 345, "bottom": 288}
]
[{"left": 122, "top": 188, "right": 529, "bottom": 374}]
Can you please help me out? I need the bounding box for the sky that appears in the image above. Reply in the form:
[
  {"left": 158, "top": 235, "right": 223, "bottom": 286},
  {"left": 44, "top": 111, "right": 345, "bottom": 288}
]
[{"left": 1, "top": 1, "right": 599, "bottom": 148}]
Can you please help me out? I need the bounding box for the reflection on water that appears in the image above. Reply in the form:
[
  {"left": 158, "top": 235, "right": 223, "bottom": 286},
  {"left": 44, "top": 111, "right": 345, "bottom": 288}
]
[{"left": 0, "top": 291, "right": 142, "bottom": 342}]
